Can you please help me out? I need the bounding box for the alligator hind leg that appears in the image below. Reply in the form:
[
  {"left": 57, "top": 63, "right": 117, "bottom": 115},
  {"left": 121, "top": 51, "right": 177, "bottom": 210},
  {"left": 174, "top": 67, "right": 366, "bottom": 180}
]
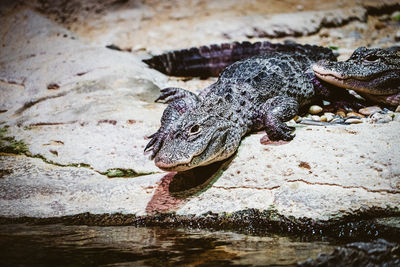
[
  {"left": 145, "top": 87, "right": 199, "bottom": 158},
  {"left": 259, "top": 96, "right": 298, "bottom": 141}
]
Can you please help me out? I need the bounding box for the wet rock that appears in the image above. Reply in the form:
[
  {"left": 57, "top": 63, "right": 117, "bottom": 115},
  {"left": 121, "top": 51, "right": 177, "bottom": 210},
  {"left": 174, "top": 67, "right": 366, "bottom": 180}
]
[
  {"left": 359, "top": 106, "right": 382, "bottom": 115},
  {"left": 309, "top": 105, "right": 323, "bottom": 115},
  {"left": 299, "top": 239, "right": 400, "bottom": 267}
]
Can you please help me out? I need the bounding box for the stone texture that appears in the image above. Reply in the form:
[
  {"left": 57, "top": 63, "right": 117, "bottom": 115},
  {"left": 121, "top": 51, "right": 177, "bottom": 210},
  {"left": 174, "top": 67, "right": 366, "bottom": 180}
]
[
  {"left": 174, "top": 123, "right": 400, "bottom": 220},
  {"left": 0, "top": 155, "right": 162, "bottom": 217},
  {"left": 0, "top": 9, "right": 167, "bottom": 174},
  {"left": 1, "top": 122, "right": 399, "bottom": 219}
]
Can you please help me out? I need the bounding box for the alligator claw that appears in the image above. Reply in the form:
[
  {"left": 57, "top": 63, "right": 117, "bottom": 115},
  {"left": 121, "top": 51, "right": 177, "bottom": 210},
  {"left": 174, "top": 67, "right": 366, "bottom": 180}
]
[
  {"left": 144, "top": 135, "right": 157, "bottom": 152},
  {"left": 144, "top": 129, "right": 166, "bottom": 159},
  {"left": 265, "top": 122, "right": 296, "bottom": 141}
]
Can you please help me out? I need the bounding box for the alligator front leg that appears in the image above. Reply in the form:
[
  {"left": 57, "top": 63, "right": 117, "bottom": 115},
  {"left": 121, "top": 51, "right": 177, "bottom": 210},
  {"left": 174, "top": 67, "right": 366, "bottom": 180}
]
[
  {"left": 258, "top": 96, "right": 298, "bottom": 141},
  {"left": 145, "top": 87, "right": 200, "bottom": 158}
]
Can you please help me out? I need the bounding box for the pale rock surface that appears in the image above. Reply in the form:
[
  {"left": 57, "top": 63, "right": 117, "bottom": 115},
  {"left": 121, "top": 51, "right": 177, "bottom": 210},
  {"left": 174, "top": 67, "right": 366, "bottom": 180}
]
[
  {"left": 0, "top": 9, "right": 167, "bottom": 174},
  {"left": 0, "top": 155, "right": 162, "bottom": 217},
  {"left": 1, "top": 123, "right": 399, "bottom": 219},
  {"left": 176, "top": 123, "right": 400, "bottom": 220}
]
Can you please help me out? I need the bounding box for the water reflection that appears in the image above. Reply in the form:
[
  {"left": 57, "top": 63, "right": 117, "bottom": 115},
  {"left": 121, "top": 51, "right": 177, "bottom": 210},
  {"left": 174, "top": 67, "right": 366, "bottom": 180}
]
[{"left": 0, "top": 224, "right": 334, "bottom": 266}]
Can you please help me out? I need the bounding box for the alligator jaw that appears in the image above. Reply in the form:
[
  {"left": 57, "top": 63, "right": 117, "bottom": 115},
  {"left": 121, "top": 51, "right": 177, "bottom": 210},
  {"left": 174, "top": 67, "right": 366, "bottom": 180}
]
[{"left": 313, "top": 64, "right": 397, "bottom": 96}]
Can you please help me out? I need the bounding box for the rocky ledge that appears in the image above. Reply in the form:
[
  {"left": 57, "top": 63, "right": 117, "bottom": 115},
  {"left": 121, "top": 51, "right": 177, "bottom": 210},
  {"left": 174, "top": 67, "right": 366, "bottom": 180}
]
[{"left": 0, "top": 2, "right": 399, "bottom": 241}]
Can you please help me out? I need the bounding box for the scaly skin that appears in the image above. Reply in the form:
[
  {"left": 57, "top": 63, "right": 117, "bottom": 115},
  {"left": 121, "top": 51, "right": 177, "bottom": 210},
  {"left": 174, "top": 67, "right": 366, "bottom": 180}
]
[
  {"left": 144, "top": 43, "right": 357, "bottom": 171},
  {"left": 313, "top": 46, "right": 400, "bottom": 106}
]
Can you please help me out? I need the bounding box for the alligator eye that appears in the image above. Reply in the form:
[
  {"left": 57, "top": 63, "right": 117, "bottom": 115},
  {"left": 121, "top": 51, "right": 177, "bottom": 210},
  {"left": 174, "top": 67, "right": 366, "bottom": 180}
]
[
  {"left": 364, "top": 54, "right": 379, "bottom": 62},
  {"left": 189, "top": 125, "right": 201, "bottom": 135}
]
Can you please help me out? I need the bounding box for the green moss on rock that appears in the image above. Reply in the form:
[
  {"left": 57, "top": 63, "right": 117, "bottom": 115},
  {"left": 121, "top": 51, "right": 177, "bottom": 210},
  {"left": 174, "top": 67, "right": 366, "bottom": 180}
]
[
  {"left": 0, "top": 127, "right": 28, "bottom": 154},
  {"left": 103, "top": 168, "right": 148, "bottom": 178},
  {"left": 392, "top": 13, "right": 400, "bottom": 21}
]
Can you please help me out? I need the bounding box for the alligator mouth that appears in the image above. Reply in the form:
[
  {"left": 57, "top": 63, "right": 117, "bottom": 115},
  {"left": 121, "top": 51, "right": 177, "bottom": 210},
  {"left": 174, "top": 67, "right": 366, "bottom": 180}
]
[
  {"left": 155, "top": 127, "right": 229, "bottom": 172},
  {"left": 155, "top": 161, "right": 193, "bottom": 172},
  {"left": 313, "top": 64, "right": 398, "bottom": 96},
  {"left": 312, "top": 64, "right": 372, "bottom": 81}
]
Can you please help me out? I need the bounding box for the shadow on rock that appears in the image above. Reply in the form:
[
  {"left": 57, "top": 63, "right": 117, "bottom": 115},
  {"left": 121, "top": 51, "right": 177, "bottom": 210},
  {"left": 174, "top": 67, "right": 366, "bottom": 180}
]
[{"left": 145, "top": 156, "right": 234, "bottom": 214}]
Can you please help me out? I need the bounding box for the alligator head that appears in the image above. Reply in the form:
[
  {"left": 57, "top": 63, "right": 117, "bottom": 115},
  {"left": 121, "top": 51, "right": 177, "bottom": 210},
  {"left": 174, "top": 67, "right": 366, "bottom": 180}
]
[
  {"left": 313, "top": 46, "right": 400, "bottom": 106},
  {"left": 151, "top": 106, "right": 241, "bottom": 172}
]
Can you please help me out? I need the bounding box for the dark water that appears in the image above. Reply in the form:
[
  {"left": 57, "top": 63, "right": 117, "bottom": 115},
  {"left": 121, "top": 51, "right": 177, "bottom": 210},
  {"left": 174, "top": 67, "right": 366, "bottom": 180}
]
[{"left": 0, "top": 224, "right": 335, "bottom": 266}]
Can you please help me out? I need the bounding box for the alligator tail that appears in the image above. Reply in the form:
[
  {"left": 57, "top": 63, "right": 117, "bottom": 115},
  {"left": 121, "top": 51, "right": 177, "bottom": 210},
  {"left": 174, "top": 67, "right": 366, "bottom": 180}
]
[{"left": 143, "top": 41, "right": 337, "bottom": 77}]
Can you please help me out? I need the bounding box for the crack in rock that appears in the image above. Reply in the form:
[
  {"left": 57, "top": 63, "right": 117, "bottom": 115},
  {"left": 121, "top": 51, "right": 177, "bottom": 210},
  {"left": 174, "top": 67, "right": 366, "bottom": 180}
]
[
  {"left": 14, "top": 91, "right": 69, "bottom": 115},
  {"left": 212, "top": 185, "right": 281, "bottom": 190},
  {"left": 287, "top": 179, "right": 399, "bottom": 194}
]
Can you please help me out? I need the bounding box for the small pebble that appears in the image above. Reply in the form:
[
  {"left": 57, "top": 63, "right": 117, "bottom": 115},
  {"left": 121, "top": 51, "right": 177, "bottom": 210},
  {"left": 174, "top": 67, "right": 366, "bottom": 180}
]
[
  {"left": 324, "top": 112, "right": 335, "bottom": 122},
  {"left": 293, "top": 115, "right": 302, "bottom": 123},
  {"left": 379, "top": 14, "right": 390, "bottom": 21},
  {"left": 346, "top": 112, "right": 364, "bottom": 118},
  {"left": 395, "top": 105, "right": 400, "bottom": 113},
  {"left": 311, "top": 115, "right": 320, "bottom": 121},
  {"left": 319, "top": 29, "right": 330, "bottom": 38},
  {"left": 309, "top": 105, "right": 323, "bottom": 115},
  {"left": 331, "top": 117, "right": 345, "bottom": 124},
  {"left": 395, "top": 31, "right": 400, "bottom": 42},
  {"left": 369, "top": 113, "right": 393, "bottom": 124},
  {"left": 394, "top": 113, "right": 400, "bottom": 122},
  {"left": 305, "top": 114, "right": 313, "bottom": 120},
  {"left": 359, "top": 106, "right": 382, "bottom": 116},
  {"left": 374, "top": 21, "right": 386, "bottom": 30},
  {"left": 336, "top": 109, "right": 346, "bottom": 118},
  {"left": 345, "top": 118, "right": 363, "bottom": 124},
  {"left": 320, "top": 115, "right": 327, "bottom": 122}
]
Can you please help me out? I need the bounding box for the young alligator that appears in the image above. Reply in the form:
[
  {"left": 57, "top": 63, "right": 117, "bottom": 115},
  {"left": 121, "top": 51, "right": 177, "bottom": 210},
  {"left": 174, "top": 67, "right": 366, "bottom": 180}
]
[
  {"left": 313, "top": 46, "right": 400, "bottom": 106},
  {"left": 143, "top": 42, "right": 400, "bottom": 171}
]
